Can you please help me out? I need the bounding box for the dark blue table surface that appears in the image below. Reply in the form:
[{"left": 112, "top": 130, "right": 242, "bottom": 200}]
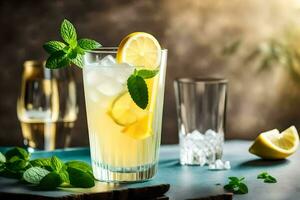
[{"left": 0, "top": 140, "right": 298, "bottom": 200}]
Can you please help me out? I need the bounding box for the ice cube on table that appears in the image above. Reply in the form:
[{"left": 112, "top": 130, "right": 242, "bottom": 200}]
[
  {"left": 99, "top": 55, "right": 116, "bottom": 66},
  {"left": 208, "top": 160, "right": 231, "bottom": 171},
  {"left": 208, "top": 163, "right": 216, "bottom": 170},
  {"left": 224, "top": 161, "right": 231, "bottom": 170},
  {"left": 215, "top": 159, "right": 224, "bottom": 169}
]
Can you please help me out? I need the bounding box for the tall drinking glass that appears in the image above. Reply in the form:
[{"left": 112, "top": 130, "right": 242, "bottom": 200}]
[
  {"left": 17, "top": 60, "right": 78, "bottom": 151},
  {"left": 174, "top": 78, "right": 227, "bottom": 165},
  {"left": 82, "top": 48, "right": 167, "bottom": 182}
]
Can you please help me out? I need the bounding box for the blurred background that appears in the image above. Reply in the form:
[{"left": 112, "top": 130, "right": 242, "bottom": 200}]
[{"left": 1, "top": 0, "right": 300, "bottom": 147}]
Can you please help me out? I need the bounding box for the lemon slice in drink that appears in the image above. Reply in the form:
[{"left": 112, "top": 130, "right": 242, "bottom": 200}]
[
  {"left": 109, "top": 92, "right": 147, "bottom": 126},
  {"left": 249, "top": 126, "right": 299, "bottom": 159},
  {"left": 108, "top": 32, "right": 161, "bottom": 139}
]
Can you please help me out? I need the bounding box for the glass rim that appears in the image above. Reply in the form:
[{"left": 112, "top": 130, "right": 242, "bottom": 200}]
[
  {"left": 175, "top": 77, "right": 228, "bottom": 84},
  {"left": 86, "top": 47, "right": 168, "bottom": 54}
]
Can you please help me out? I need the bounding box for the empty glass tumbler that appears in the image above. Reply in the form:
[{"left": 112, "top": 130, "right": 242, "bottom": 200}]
[{"left": 174, "top": 78, "right": 227, "bottom": 165}]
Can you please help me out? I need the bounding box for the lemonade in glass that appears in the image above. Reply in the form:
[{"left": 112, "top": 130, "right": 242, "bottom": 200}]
[{"left": 82, "top": 33, "right": 167, "bottom": 182}]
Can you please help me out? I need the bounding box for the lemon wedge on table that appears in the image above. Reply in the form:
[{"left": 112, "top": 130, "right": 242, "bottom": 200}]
[
  {"left": 109, "top": 32, "right": 161, "bottom": 139},
  {"left": 249, "top": 126, "right": 299, "bottom": 159}
]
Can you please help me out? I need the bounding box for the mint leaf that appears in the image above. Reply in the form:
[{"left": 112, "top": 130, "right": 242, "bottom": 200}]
[
  {"left": 257, "top": 172, "right": 268, "bottom": 179},
  {"left": 136, "top": 69, "right": 159, "bottom": 79},
  {"left": 30, "top": 158, "right": 52, "bottom": 170},
  {"left": 127, "top": 75, "right": 148, "bottom": 109},
  {"left": 0, "top": 152, "right": 6, "bottom": 163},
  {"left": 237, "top": 183, "right": 248, "bottom": 194},
  {"left": 224, "top": 176, "right": 248, "bottom": 194},
  {"left": 60, "top": 19, "right": 77, "bottom": 45},
  {"left": 65, "top": 161, "right": 92, "bottom": 173},
  {"left": 43, "top": 19, "right": 102, "bottom": 69},
  {"left": 75, "top": 46, "right": 85, "bottom": 55},
  {"left": 228, "top": 177, "right": 240, "bottom": 182},
  {"left": 67, "top": 167, "right": 95, "bottom": 188},
  {"left": 43, "top": 41, "right": 66, "bottom": 54},
  {"left": 6, "top": 158, "right": 28, "bottom": 172},
  {"left": 71, "top": 54, "right": 83, "bottom": 68},
  {"left": 23, "top": 167, "right": 50, "bottom": 184},
  {"left": 59, "top": 167, "right": 69, "bottom": 184},
  {"left": 45, "top": 51, "right": 70, "bottom": 69},
  {"left": 257, "top": 172, "right": 277, "bottom": 183},
  {"left": 39, "top": 172, "right": 62, "bottom": 190},
  {"left": 51, "top": 156, "right": 63, "bottom": 172},
  {"left": 5, "top": 147, "right": 30, "bottom": 161},
  {"left": 264, "top": 176, "right": 277, "bottom": 183},
  {"left": 78, "top": 38, "right": 101, "bottom": 50}
]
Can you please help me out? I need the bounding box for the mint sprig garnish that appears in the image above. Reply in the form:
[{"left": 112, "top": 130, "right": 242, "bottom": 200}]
[
  {"left": 0, "top": 147, "right": 95, "bottom": 190},
  {"left": 43, "top": 19, "right": 101, "bottom": 69},
  {"left": 257, "top": 172, "right": 277, "bottom": 183},
  {"left": 224, "top": 176, "right": 248, "bottom": 194},
  {"left": 127, "top": 69, "right": 159, "bottom": 109},
  {"left": 43, "top": 19, "right": 159, "bottom": 109}
]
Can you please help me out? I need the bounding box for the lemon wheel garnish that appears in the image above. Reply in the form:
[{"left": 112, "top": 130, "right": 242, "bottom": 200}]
[
  {"left": 116, "top": 32, "right": 161, "bottom": 68},
  {"left": 108, "top": 92, "right": 147, "bottom": 126},
  {"left": 249, "top": 126, "right": 299, "bottom": 159}
]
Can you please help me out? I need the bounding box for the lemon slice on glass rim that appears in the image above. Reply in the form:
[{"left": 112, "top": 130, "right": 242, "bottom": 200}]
[
  {"left": 116, "top": 32, "right": 161, "bottom": 68},
  {"left": 109, "top": 32, "right": 161, "bottom": 139},
  {"left": 249, "top": 126, "right": 299, "bottom": 159}
]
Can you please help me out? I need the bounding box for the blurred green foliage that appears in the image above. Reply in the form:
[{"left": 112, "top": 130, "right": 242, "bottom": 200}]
[{"left": 223, "top": 26, "right": 300, "bottom": 83}]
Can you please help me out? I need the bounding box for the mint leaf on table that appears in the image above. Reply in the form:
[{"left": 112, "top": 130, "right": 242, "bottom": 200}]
[
  {"left": 67, "top": 167, "right": 95, "bottom": 188},
  {"left": 78, "top": 38, "right": 101, "bottom": 50},
  {"left": 0, "top": 152, "right": 6, "bottom": 163},
  {"left": 6, "top": 158, "right": 29, "bottom": 172},
  {"left": 0, "top": 147, "right": 95, "bottom": 190},
  {"left": 39, "top": 172, "right": 62, "bottom": 190},
  {"left": 5, "top": 147, "right": 30, "bottom": 161},
  {"left": 23, "top": 167, "right": 50, "bottom": 184},
  {"left": 44, "top": 19, "right": 101, "bottom": 69},
  {"left": 59, "top": 167, "right": 70, "bottom": 184},
  {"left": 257, "top": 172, "right": 269, "bottom": 179},
  {"left": 224, "top": 176, "right": 248, "bottom": 194},
  {"left": 30, "top": 158, "right": 52, "bottom": 168},
  {"left": 127, "top": 74, "right": 148, "bottom": 109},
  {"left": 60, "top": 19, "right": 77, "bottom": 46},
  {"left": 65, "top": 161, "right": 92, "bottom": 173},
  {"left": 257, "top": 172, "right": 277, "bottom": 183},
  {"left": 136, "top": 69, "right": 159, "bottom": 79},
  {"left": 51, "top": 156, "right": 64, "bottom": 172}
]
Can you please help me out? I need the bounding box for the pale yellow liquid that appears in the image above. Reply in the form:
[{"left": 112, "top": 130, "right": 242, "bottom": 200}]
[
  {"left": 20, "top": 121, "right": 74, "bottom": 150},
  {"left": 17, "top": 75, "right": 77, "bottom": 150},
  {"left": 83, "top": 66, "right": 161, "bottom": 168}
]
